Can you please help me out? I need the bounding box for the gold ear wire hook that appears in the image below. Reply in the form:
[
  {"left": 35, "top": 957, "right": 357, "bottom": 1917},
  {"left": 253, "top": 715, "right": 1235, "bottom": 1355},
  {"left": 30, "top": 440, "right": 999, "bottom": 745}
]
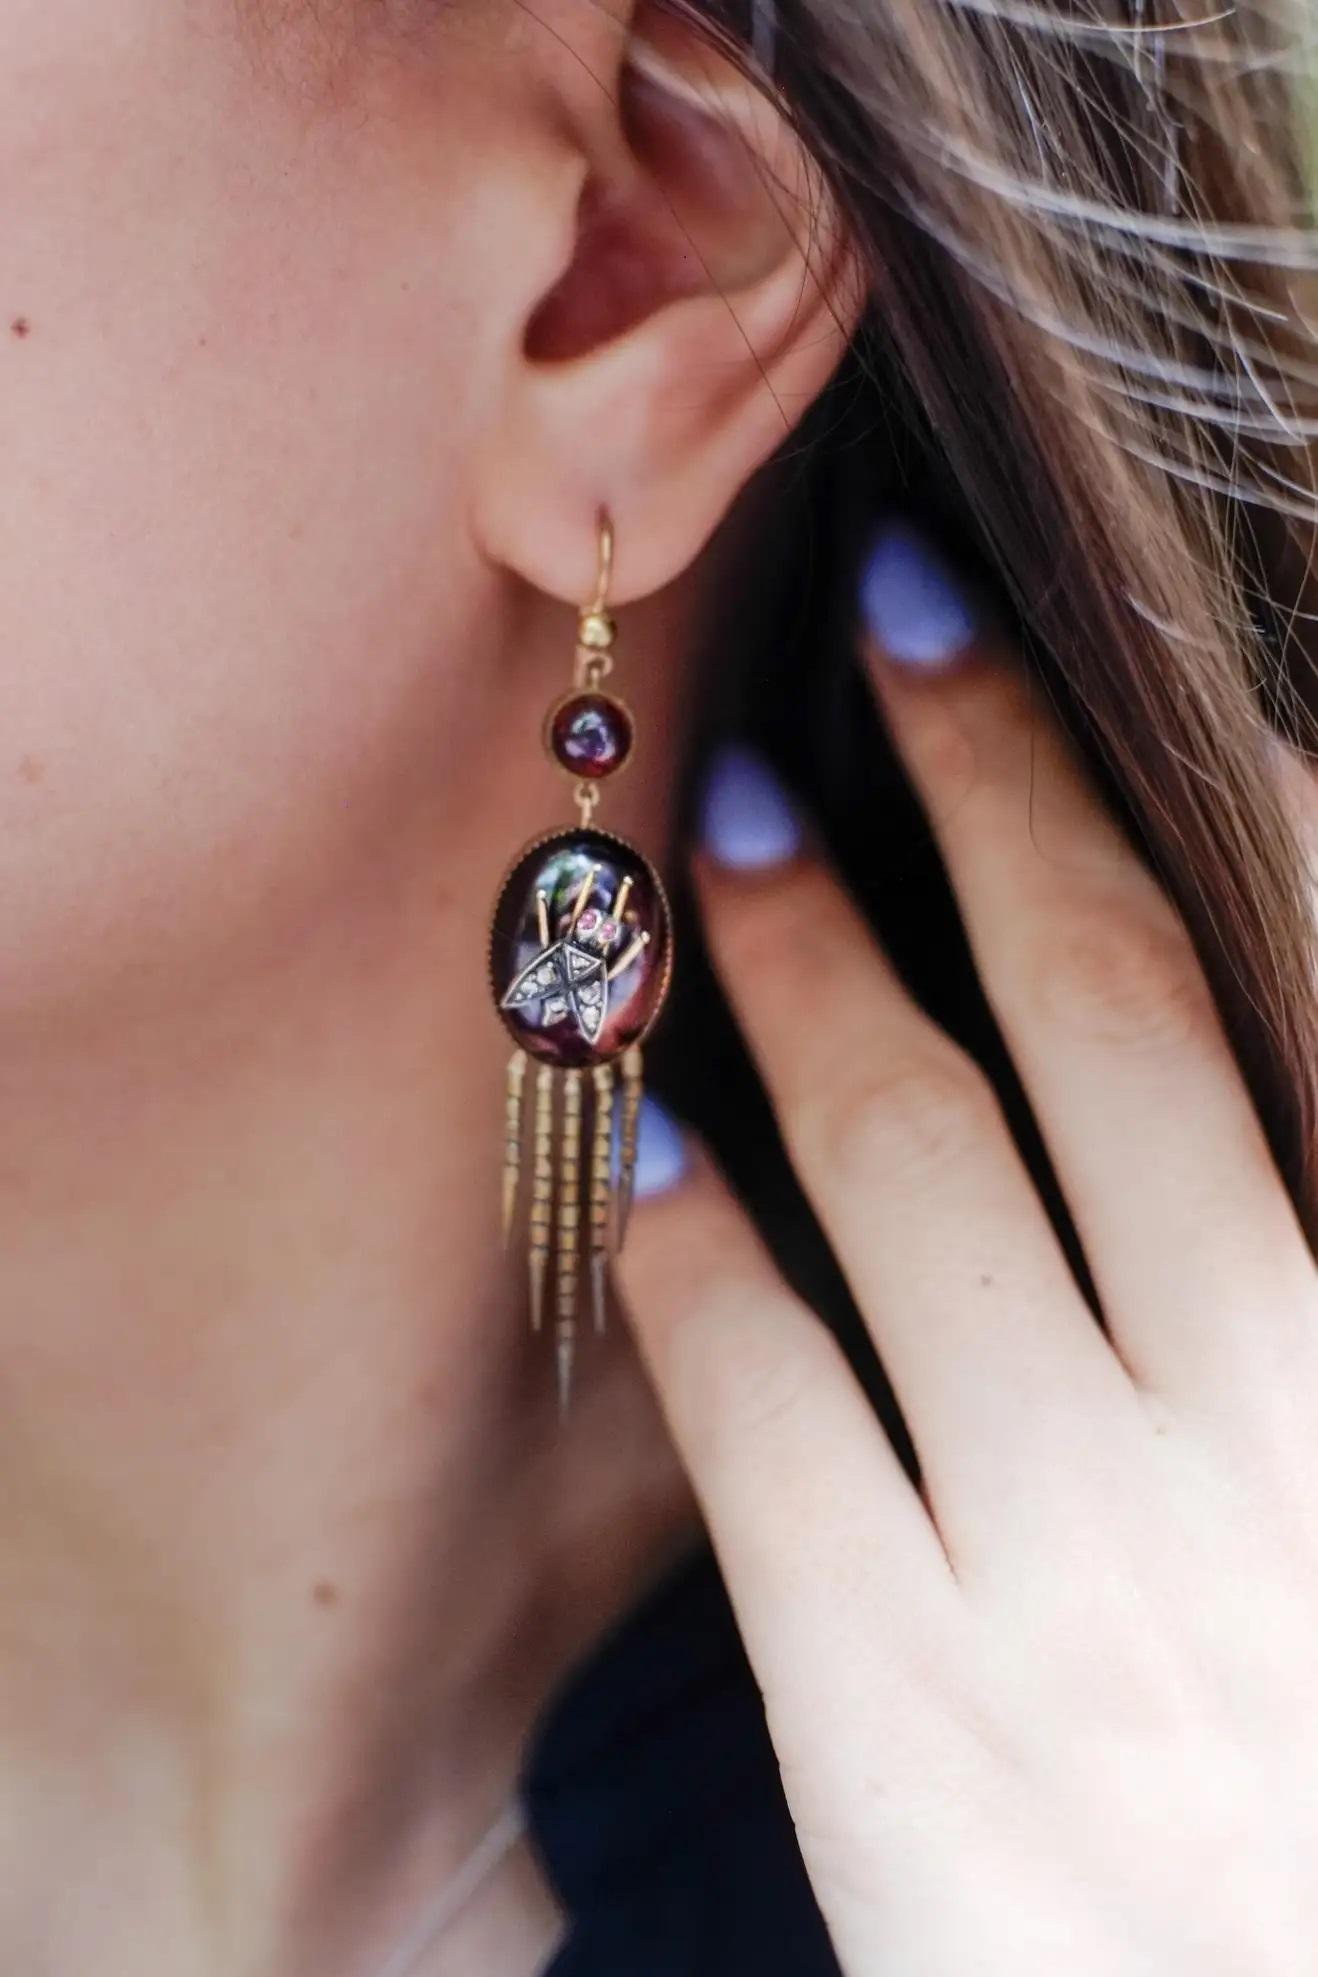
[
  {"left": 590, "top": 508, "right": 614, "bottom": 616},
  {"left": 577, "top": 511, "right": 617, "bottom": 670}
]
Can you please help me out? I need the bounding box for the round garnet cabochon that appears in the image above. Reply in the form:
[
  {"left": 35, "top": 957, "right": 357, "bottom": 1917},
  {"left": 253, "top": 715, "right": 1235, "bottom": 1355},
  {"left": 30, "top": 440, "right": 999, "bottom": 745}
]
[
  {"left": 545, "top": 692, "right": 634, "bottom": 780},
  {"left": 490, "top": 828, "right": 672, "bottom": 1069}
]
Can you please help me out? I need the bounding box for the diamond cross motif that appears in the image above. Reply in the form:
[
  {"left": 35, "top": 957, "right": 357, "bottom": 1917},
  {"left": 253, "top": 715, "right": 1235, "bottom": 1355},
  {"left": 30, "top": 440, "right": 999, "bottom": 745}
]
[{"left": 501, "top": 938, "right": 610, "bottom": 1044}]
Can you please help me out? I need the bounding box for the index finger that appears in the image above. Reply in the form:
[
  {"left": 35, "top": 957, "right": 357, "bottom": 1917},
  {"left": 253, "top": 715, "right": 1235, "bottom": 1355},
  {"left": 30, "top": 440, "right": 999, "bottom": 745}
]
[{"left": 616, "top": 1120, "right": 959, "bottom": 1712}]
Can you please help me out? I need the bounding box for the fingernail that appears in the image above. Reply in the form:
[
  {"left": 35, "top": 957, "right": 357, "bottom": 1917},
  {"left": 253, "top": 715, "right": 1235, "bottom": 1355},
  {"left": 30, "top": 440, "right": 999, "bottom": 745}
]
[
  {"left": 699, "top": 744, "right": 803, "bottom": 870},
  {"left": 860, "top": 521, "right": 977, "bottom": 668},
  {"left": 632, "top": 1095, "right": 689, "bottom": 1201}
]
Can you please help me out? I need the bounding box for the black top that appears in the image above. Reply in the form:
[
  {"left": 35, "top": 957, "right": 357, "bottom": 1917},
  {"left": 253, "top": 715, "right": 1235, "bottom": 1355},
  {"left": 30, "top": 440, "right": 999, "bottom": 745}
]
[{"left": 522, "top": 1549, "right": 841, "bottom": 1976}]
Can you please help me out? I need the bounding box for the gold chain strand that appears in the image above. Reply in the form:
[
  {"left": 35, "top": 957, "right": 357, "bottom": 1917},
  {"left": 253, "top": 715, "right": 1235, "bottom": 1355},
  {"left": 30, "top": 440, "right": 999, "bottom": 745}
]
[
  {"left": 556, "top": 1068, "right": 584, "bottom": 1414},
  {"left": 501, "top": 1049, "right": 527, "bottom": 1247},
  {"left": 528, "top": 1066, "right": 555, "bottom": 1335},
  {"left": 556, "top": 1069, "right": 584, "bottom": 1320},
  {"left": 556, "top": 1315, "right": 578, "bottom": 1420},
  {"left": 589, "top": 1064, "right": 615, "bottom": 1336},
  {"left": 617, "top": 1045, "right": 643, "bottom": 1240}
]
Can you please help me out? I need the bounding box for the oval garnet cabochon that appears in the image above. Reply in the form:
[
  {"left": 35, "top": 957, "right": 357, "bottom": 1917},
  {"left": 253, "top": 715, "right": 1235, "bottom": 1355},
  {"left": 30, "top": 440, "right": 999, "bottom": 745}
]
[{"left": 490, "top": 828, "right": 672, "bottom": 1070}]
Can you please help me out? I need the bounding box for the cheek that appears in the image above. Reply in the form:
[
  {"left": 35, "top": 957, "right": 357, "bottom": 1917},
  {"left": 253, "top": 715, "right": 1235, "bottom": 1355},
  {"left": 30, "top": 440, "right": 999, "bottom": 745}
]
[{"left": 0, "top": 0, "right": 499, "bottom": 1018}]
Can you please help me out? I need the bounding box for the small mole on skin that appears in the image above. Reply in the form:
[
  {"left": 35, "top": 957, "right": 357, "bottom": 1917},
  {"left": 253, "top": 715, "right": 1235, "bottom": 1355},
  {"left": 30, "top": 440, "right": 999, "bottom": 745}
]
[
  {"left": 10, "top": 317, "right": 30, "bottom": 339},
  {"left": 979, "top": 1272, "right": 994, "bottom": 1289},
  {"left": 18, "top": 755, "right": 44, "bottom": 784},
  {"left": 311, "top": 1579, "right": 341, "bottom": 1608}
]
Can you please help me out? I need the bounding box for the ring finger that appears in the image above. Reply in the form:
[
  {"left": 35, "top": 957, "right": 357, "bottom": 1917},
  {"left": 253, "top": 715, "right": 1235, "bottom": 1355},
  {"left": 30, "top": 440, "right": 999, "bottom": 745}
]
[{"left": 864, "top": 627, "right": 1318, "bottom": 1412}]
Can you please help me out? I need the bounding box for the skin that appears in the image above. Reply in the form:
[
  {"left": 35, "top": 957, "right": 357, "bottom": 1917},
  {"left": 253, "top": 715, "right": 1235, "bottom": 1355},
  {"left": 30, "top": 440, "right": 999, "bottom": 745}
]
[
  {"left": 3, "top": 0, "right": 1314, "bottom": 1974},
  {"left": 0, "top": 2, "right": 850, "bottom": 1973},
  {"left": 621, "top": 638, "right": 1318, "bottom": 1975}
]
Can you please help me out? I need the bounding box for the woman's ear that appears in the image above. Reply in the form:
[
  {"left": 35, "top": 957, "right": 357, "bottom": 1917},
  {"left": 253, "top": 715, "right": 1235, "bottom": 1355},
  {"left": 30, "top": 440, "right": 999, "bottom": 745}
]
[{"left": 470, "top": 0, "right": 862, "bottom": 606}]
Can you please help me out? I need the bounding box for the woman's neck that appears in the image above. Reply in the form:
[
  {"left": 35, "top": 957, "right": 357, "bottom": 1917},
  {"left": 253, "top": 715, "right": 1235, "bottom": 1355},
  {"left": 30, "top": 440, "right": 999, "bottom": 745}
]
[{"left": 0, "top": 582, "right": 700, "bottom": 1976}]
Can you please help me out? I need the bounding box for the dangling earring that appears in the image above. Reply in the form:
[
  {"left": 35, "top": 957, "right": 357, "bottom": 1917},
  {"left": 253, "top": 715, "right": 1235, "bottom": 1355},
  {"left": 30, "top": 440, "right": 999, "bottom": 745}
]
[{"left": 488, "top": 511, "right": 673, "bottom": 1412}]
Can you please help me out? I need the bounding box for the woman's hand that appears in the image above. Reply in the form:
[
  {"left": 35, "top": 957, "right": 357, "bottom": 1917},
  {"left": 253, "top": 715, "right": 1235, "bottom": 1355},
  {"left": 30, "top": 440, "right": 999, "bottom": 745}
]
[{"left": 616, "top": 529, "right": 1318, "bottom": 1976}]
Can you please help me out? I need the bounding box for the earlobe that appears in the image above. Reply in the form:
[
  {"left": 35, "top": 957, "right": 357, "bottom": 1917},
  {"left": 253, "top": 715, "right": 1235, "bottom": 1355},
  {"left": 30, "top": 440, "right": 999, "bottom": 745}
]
[{"left": 471, "top": 3, "right": 862, "bottom": 609}]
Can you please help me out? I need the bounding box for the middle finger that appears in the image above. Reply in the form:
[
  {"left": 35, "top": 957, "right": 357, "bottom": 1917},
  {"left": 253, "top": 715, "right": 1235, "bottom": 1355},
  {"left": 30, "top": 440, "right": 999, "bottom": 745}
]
[{"left": 695, "top": 751, "right": 1144, "bottom": 1560}]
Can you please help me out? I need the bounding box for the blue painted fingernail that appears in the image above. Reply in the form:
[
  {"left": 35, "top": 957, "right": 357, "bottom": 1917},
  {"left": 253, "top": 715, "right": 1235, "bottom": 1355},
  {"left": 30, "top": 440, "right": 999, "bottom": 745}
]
[
  {"left": 861, "top": 521, "right": 977, "bottom": 668},
  {"left": 699, "top": 744, "right": 803, "bottom": 870},
  {"left": 632, "top": 1095, "right": 689, "bottom": 1201}
]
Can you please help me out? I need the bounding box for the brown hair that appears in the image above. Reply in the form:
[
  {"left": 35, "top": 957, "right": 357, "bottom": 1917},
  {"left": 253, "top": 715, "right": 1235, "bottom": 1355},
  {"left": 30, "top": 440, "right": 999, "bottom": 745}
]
[{"left": 672, "top": 0, "right": 1318, "bottom": 1234}]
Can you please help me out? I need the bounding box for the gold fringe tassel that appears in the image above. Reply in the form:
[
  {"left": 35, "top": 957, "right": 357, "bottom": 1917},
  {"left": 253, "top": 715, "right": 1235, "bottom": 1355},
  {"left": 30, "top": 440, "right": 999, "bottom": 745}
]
[{"left": 507, "top": 1049, "right": 644, "bottom": 1406}]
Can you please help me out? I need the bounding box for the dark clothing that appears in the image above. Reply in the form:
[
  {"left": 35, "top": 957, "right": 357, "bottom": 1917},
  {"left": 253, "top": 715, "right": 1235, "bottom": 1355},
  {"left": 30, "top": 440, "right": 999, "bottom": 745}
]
[{"left": 523, "top": 1549, "right": 841, "bottom": 1977}]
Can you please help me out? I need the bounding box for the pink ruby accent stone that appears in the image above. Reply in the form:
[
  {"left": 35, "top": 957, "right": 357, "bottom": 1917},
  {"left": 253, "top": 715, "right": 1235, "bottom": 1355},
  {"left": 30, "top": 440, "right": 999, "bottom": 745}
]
[
  {"left": 576, "top": 907, "right": 602, "bottom": 936},
  {"left": 547, "top": 693, "right": 633, "bottom": 780},
  {"left": 598, "top": 919, "right": 619, "bottom": 946}
]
